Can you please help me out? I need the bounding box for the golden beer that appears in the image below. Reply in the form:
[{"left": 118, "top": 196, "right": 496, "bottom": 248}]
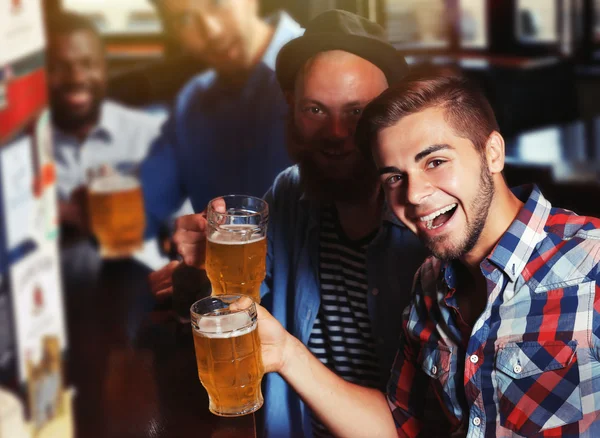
[
  {"left": 206, "top": 225, "right": 267, "bottom": 303},
  {"left": 191, "top": 301, "right": 264, "bottom": 417},
  {"left": 88, "top": 175, "right": 145, "bottom": 257}
]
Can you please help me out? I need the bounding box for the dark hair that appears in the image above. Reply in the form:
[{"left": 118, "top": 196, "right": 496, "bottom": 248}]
[
  {"left": 46, "top": 11, "right": 101, "bottom": 41},
  {"left": 356, "top": 69, "right": 499, "bottom": 158}
]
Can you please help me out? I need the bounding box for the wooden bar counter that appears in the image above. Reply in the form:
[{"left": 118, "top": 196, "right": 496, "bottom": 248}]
[{"left": 61, "top": 242, "right": 257, "bottom": 438}]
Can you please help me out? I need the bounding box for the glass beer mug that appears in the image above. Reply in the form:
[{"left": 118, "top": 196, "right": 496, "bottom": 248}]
[
  {"left": 191, "top": 295, "right": 264, "bottom": 417},
  {"left": 205, "top": 195, "right": 268, "bottom": 303},
  {"left": 86, "top": 164, "right": 145, "bottom": 258}
]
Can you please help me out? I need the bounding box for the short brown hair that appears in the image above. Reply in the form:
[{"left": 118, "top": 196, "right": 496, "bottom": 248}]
[{"left": 356, "top": 69, "right": 499, "bottom": 158}]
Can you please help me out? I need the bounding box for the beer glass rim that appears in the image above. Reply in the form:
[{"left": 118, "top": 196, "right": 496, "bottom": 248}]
[
  {"left": 86, "top": 163, "right": 141, "bottom": 193},
  {"left": 190, "top": 295, "right": 257, "bottom": 335},
  {"left": 207, "top": 195, "right": 268, "bottom": 218}
]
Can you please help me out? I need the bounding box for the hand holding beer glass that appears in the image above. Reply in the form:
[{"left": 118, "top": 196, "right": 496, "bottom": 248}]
[
  {"left": 191, "top": 295, "right": 264, "bottom": 417},
  {"left": 205, "top": 195, "right": 268, "bottom": 303},
  {"left": 86, "top": 165, "right": 145, "bottom": 258}
]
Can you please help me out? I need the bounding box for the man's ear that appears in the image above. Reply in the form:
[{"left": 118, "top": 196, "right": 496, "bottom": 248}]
[{"left": 484, "top": 131, "right": 505, "bottom": 174}]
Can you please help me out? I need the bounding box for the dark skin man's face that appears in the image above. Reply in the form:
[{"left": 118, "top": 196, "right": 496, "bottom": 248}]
[{"left": 47, "top": 30, "right": 107, "bottom": 136}]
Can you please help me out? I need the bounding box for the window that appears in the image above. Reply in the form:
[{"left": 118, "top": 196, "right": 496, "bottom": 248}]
[
  {"left": 62, "top": 0, "right": 162, "bottom": 35},
  {"left": 385, "top": 0, "right": 450, "bottom": 49},
  {"left": 460, "top": 0, "right": 487, "bottom": 49},
  {"left": 515, "top": 0, "right": 558, "bottom": 44}
]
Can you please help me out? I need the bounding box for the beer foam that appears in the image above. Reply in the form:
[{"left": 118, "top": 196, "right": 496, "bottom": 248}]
[
  {"left": 208, "top": 225, "right": 265, "bottom": 245},
  {"left": 89, "top": 173, "right": 139, "bottom": 193},
  {"left": 196, "top": 312, "right": 256, "bottom": 338}
]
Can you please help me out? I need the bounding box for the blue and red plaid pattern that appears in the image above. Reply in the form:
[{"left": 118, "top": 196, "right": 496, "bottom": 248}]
[{"left": 387, "top": 186, "right": 600, "bottom": 437}]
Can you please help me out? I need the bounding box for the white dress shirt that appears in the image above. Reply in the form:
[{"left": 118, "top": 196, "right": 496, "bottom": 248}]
[{"left": 52, "top": 99, "right": 164, "bottom": 200}]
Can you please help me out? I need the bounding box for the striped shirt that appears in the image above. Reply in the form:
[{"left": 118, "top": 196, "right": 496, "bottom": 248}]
[
  {"left": 388, "top": 185, "right": 600, "bottom": 437},
  {"left": 308, "top": 207, "right": 380, "bottom": 437}
]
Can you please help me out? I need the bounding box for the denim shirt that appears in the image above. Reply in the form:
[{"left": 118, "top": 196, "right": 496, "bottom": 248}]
[{"left": 260, "top": 166, "right": 428, "bottom": 437}]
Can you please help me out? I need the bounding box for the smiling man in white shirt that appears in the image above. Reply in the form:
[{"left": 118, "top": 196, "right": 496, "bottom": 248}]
[{"left": 46, "top": 12, "right": 164, "bottom": 237}]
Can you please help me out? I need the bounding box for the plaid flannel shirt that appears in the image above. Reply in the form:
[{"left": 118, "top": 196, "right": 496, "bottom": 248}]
[{"left": 387, "top": 185, "right": 600, "bottom": 437}]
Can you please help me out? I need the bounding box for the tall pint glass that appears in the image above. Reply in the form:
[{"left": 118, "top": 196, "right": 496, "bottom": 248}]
[
  {"left": 87, "top": 165, "right": 145, "bottom": 258},
  {"left": 205, "top": 195, "right": 268, "bottom": 303},
  {"left": 191, "top": 295, "right": 264, "bottom": 417}
]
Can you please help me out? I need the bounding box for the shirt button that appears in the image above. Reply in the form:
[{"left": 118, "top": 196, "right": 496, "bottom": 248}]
[
  {"left": 431, "top": 365, "right": 438, "bottom": 375},
  {"left": 371, "top": 288, "right": 379, "bottom": 296},
  {"left": 513, "top": 364, "right": 522, "bottom": 374},
  {"left": 469, "top": 355, "right": 479, "bottom": 364},
  {"left": 473, "top": 417, "right": 481, "bottom": 426}
]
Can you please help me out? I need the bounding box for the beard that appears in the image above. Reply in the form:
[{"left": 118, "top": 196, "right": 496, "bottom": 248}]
[
  {"left": 50, "top": 84, "right": 104, "bottom": 133},
  {"left": 426, "top": 161, "right": 495, "bottom": 262},
  {"left": 286, "top": 117, "right": 379, "bottom": 203}
]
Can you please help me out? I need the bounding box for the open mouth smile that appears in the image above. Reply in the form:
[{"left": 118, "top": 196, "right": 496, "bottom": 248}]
[{"left": 418, "top": 203, "right": 458, "bottom": 230}]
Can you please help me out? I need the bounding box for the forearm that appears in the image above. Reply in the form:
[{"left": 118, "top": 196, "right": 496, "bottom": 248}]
[{"left": 280, "top": 336, "right": 397, "bottom": 438}]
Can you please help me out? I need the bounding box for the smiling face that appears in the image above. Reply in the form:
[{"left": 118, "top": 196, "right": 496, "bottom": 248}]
[
  {"left": 48, "top": 29, "right": 106, "bottom": 134},
  {"left": 159, "top": 0, "right": 257, "bottom": 72},
  {"left": 287, "top": 50, "right": 388, "bottom": 202},
  {"left": 375, "top": 106, "right": 495, "bottom": 261}
]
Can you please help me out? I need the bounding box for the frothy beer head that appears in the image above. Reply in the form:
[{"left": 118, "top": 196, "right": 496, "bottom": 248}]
[
  {"left": 196, "top": 311, "right": 256, "bottom": 338},
  {"left": 207, "top": 224, "right": 266, "bottom": 244},
  {"left": 88, "top": 172, "right": 139, "bottom": 194}
]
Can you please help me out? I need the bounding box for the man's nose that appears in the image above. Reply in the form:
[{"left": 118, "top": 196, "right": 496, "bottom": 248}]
[
  {"left": 405, "top": 173, "right": 433, "bottom": 206},
  {"left": 326, "top": 115, "right": 353, "bottom": 140},
  {"left": 65, "top": 64, "right": 86, "bottom": 85}
]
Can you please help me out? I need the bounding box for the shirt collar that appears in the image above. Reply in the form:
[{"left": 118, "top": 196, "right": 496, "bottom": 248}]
[
  {"left": 52, "top": 101, "right": 113, "bottom": 144},
  {"left": 92, "top": 101, "right": 118, "bottom": 141},
  {"left": 197, "top": 11, "right": 301, "bottom": 97},
  {"left": 486, "top": 184, "right": 551, "bottom": 282},
  {"left": 438, "top": 185, "right": 551, "bottom": 286}
]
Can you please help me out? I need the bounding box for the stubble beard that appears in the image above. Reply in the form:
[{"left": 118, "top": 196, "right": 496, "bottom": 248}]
[
  {"left": 50, "top": 85, "right": 103, "bottom": 134},
  {"left": 286, "top": 116, "right": 379, "bottom": 204},
  {"left": 426, "top": 162, "right": 495, "bottom": 262}
]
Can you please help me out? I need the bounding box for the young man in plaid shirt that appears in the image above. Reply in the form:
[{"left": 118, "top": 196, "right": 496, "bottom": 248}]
[{"left": 251, "top": 72, "right": 600, "bottom": 437}]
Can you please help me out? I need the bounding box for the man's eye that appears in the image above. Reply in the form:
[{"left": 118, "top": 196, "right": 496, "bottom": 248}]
[
  {"left": 304, "top": 107, "right": 323, "bottom": 115},
  {"left": 350, "top": 108, "right": 362, "bottom": 116},
  {"left": 385, "top": 175, "right": 403, "bottom": 186},
  {"left": 427, "top": 159, "right": 446, "bottom": 169}
]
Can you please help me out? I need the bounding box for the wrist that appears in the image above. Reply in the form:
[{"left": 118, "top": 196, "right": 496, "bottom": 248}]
[{"left": 279, "top": 334, "right": 305, "bottom": 377}]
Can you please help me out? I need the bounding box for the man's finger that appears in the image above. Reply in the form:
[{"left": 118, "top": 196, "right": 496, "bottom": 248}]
[
  {"left": 210, "top": 197, "right": 227, "bottom": 213},
  {"left": 155, "top": 286, "right": 174, "bottom": 299},
  {"left": 228, "top": 296, "right": 254, "bottom": 312},
  {"left": 149, "top": 261, "right": 178, "bottom": 281},
  {"left": 175, "top": 213, "right": 207, "bottom": 233},
  {"left": 173, "top": 228, "right": 205, "bottom": 246},
  {"left": 149, "top": 261, "right": 178, "bottom": 295},
  {"left": 177, "top": 243, "right": 205, "bottom": 266}
]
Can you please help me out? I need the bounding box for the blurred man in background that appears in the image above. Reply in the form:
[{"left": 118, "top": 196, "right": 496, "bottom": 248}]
[
  {"left": 141, "top": 0, "right": 303, "bottom": 237},
  {"left": 47, "top": 12, "right": 163, "bottom": 238},
  {"left": 152, "top": 10, "right": 427, "bottom": 437}
]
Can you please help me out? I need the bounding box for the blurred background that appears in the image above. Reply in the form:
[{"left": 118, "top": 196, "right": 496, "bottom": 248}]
[{"left": 46, "top": 0, "right": 600, "bottom": 215}]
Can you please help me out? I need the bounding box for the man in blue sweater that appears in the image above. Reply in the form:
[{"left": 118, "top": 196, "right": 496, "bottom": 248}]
[{"left": 141, "top": 0, "right": 303, "bottom": 237}]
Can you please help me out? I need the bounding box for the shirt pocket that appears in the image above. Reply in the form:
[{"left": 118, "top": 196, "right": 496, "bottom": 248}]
[
  {"left": 495, "top": 340, "right": 582, "bottom": 435},
  {"left": 419, "top": 344, "right": 454, "bottom": 406}
]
